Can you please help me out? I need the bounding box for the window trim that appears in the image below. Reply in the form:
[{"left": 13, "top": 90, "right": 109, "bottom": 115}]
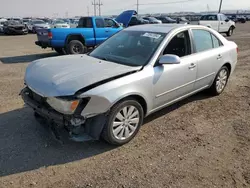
[
  {"left": 154, "top": 29, "right": 194, "bottom": 66},
  {"left": 190, "top": 29, "right": 224, "bottom": 54}
]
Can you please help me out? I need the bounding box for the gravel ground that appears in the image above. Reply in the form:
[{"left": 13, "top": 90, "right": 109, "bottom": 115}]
[{"left": 0, "top": 23, "right": 250, "bottom": 188}]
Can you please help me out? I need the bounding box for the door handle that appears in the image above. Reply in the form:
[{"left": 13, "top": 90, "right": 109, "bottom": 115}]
[
  {"left": 221, "top": 22, "right": 223, "bottom": 25},
  {"left": 217, "top": 54, "right": 222, "bottom": 60},
  {"left": 188, "top": 63, "right": 196, "bottom": 69},
  {"left": 105, "top": 30, "right": 109, "bottom": 32}
]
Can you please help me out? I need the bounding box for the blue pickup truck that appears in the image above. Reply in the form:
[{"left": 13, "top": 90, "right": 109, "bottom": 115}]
[{"left": 35, "top": 10, "right": 137, "bottom": 55}]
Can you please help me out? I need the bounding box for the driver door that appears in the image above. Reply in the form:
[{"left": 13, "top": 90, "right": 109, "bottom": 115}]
[
  {"left": 104, "top": 18, "right": 121, "bottom": 37},
  {"left": 153, "top": 30, "right": 197, "bottom": 109}
]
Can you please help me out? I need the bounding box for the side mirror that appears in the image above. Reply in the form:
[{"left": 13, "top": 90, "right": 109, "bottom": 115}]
[
  {"left": 119, "top": 23, "right": 124, "bottom": 27},
  {"left": 225, "top": 19, "right": 229, "bottom": 22},
  {"left": 159, "top": 54, "right": 181, "bottom": 65}
]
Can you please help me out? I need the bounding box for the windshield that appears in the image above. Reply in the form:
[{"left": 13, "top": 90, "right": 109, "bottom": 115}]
[
  {"left": 33, "top": 20, "right": 45, "bottom": 24},
  {"left": 55, "top": 20, "right": 66, "bottom": 24},
  {"left": 89, "top": 30, "right": 166, "bottom": 67}
]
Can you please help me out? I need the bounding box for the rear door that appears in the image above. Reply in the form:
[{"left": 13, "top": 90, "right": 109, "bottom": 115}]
[{"left": 191, "top": 29, "right": 225, "bottom": 90}]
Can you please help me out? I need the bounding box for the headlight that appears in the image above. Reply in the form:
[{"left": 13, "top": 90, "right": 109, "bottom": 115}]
[{"left": 46, "top": 97, "right": 80, "bottom": 114}]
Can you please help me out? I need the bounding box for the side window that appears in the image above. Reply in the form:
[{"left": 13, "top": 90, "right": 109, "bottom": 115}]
[
  {"left": 163, "top": 30, "right": 191, "bottom": 57},
  {"left": 129, "top": 17, "right": 138, "bottom": 25},
  {"left": 192, "top": 29, "right": 213, "bottom": 53},
  {"left": 78, "top": 17, "right": 93, "bottom": 28},
  {"left": 222, "top": 15, "right": 228, "bottom": 20},
  {"left": 219, "top": 15, "right": 225, "bottom": 21},
  {"left": 211, "top": 34, "right": 223, "bottom": 48},
  {"left": 104, "top": 19, "right": 117, "bottom": 28},
  {"left": 95, "top": 18, "right": 105, "bottom": 28}
]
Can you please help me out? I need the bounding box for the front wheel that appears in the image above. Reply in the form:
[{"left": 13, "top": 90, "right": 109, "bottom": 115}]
[
  {"left": 227, "top": 27, "right": 234, "bottom": 36},
  {"left": 66, "top": 40, "right": 87, "bottom": 54},
  {"left": 209, "top": 66, "right": 229, "bottom": 96},
  {"left": 102, "top": 99, "right": 144, "bottom": 145}
]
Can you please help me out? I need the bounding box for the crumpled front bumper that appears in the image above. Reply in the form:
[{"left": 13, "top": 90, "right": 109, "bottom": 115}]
[
  {"left": 21, "top": 87, "right": 66, "bottom": 126},
  {"left": 20, "top": 87, "right": 107, "bottom": 142}
]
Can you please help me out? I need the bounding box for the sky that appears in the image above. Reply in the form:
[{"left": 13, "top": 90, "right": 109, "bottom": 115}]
[{"left": 0, "top": 0, "right": 249, "bottom": 17}]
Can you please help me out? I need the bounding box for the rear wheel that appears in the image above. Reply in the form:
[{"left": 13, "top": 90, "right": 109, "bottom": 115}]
[
  {"left": 102, "top": 99, "right": 144, "bottom": 145},
  {"left": 66, "top": 40, "right": 87, "bottom": 54},
  {"left": 209, "top": 66, "right": 229, "bottom": 95}
]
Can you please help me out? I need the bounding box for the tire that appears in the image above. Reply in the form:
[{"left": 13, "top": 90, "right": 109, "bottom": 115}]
[
  {"left": 227, "top": 27, "right": 233, "bottom": 37},
  {"left": 208, "top": 66, "right": 229, "bottom": 96},
  {"left": 66, "top": 40, "right": 86, "bottom": 54},
  {"left": 54, "top": 48, "right": 66, "bottom": 55},
  {"left": 102, "top": 99, "right": 144, "bottom": 145}
]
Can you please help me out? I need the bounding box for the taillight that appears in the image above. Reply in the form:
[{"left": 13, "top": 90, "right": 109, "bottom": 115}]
[
  {"left": 48, "top": 31, "right": 52, "bottom": 39},
  {"left": 236, "top": 47, "right": 239, "bottom": 54}
]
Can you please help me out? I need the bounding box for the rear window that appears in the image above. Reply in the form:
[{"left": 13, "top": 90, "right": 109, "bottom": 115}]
[
  {"left": 78, "top": 17, "right": 93, "bottom": 28},
  {"left": 200, "top": 15, "right": 218, "bottom": 21}
]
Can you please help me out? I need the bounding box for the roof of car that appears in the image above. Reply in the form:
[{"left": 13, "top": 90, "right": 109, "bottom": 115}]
[{"left": 125, "top": 24, "right": 197, "bottom": 33}]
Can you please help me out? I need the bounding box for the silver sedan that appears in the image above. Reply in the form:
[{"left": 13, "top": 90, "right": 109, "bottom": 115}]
[{"left": 21, "top": 24, "right": 238, "bottom": 145}]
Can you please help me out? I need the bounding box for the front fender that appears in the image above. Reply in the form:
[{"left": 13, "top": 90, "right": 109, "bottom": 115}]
[{"left": 78, "top": 67, "right": 154, "bottom": 117}]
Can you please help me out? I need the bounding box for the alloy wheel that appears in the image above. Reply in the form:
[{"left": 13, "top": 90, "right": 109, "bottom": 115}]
[
  {"left": 216, "top": 69, "right": 228, "bottom": 93},
  {"left": 112, "top": 105, "right": 140, "bottom": 140}
]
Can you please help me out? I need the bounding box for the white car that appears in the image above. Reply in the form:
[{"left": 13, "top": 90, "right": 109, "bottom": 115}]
[
  {"left": 199, "top": 13, "right": 235, "bottom": 36},
  {"left": 51, "top": 19, "right": 70, "bottom": 28}
]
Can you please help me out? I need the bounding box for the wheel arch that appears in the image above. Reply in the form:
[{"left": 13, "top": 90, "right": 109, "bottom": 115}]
[
  {"left": 65, "top": 34, "right": 85, "bottom": 45},
  {"left": 111, "top": 94, "right": 148, "bottom": 116},
  {"left": 223, "top": 62, "right": 232, "bottom": 76}
]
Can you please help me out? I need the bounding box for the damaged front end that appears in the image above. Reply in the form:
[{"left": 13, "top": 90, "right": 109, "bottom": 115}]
[{"left": 20, "top": 87, "right": 108, "bottom": 142}]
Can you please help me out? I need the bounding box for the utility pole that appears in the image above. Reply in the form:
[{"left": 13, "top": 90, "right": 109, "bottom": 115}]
[
  {"left": 92, "top": 0, "right": 96, "bottom": 16},
  {"left": 218, "top": 0, "right": 223, "bottom": 13},
  {"left": 87, "top": 6, "right": 90, "bottom": 16},
  {"left": 92, "top": 0, "right": 103, "bottom": 16},
  {"left": 98, "top": 0, "right": 103, "bottom": 16},
  {"left": 136, "top": 0, "right": 139, "bottom": 14}
]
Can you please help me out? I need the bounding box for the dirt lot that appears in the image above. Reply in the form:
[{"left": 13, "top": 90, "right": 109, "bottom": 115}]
[{"left": 0, "top": 23, "right": 250, "bottom": 188}]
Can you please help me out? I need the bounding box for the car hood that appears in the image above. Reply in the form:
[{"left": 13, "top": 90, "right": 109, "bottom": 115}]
[
  {"left": 34, "top": 24, "right": 49, "bottom": 28},
  {"left": 25, "top": 55, "right": 142, "bottom": 97},
  {"left": 115, "top": 10, "right": 137, "bottom": 27}
]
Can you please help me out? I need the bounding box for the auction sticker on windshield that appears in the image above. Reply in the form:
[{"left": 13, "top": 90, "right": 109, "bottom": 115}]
[{"left": 142, "top": 33, "right": 161, "bottom": 39}]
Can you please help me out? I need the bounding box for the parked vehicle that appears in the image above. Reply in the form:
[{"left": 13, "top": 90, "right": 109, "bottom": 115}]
[
  {"left": 28, "top": 19, "right": 50, "bottom": 33},
  {"left": 235, "top": 16, "right": 246, "bottom": 23},
  {"left": 51, "top": 19, "right": 70, "bottom": 28},
  {"left": 155, "top": 16, "right": 176, "bottom": 23},
  {"left": 0, "top": 18, "right": 7, "bottom": 33},
  {"left": 176, "top": 17, "right": 190, "bottom": 24},
  {"left": 143, "top": 17, "right": 162, "bottom": 24},
  {"left": 199, "top": 13, "right": 235, "bottom": 36},
  {"left": 114, "top": 10, "right": 149, "bottom": 27},
  {"left": 22, "top": 24, "right": 238, "bottom": 145},
  {"left": 35, "top": 10, "right": 136, "bottom": 55},
  {"left": 22, "top": 18, "right": 31, "bottom": 28},
  {"left": 3, "top": 20, "right": 28, "bottom": 35}
]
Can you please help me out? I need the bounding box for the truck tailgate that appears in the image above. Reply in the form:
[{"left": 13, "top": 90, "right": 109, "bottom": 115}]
[{"left": 36, "top": 28, "right": 49, "bottom": 42}]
